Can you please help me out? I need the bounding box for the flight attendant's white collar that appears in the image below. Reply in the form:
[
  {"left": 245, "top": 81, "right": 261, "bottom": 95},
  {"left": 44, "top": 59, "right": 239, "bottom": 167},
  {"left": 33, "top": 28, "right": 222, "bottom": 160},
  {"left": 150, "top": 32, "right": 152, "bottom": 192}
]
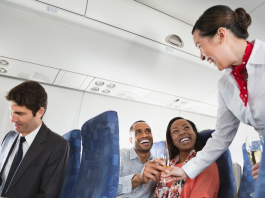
[{"left": 225, "top": 39, "right": 265, "bottom": 77}]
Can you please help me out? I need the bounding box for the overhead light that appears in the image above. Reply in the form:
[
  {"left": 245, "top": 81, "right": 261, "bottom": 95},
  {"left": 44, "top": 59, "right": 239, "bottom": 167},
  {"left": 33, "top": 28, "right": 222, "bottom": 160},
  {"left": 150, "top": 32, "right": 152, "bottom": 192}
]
[
  {"left": 91, "top": 87, "right": 99, "bottom": 92},
  {"left": 95, "top": 81, "right": 104, "bottom": 86},
  {"left": 107, "top": 83, "right": 116, "bottom": 89},
  {"left": 0, "top": 60, "right": 9, "bottom": 66},
  {"left": 0, "top": 68, "right": 7, "bottom": 73},
  {"left": 173, "top": 99, "right": 180, "bottom": 103},
  {"left": 165, "top": 35, "right": 184, "bottom": 48},
  {"left": 102, "top": 89, "right": 110, "bottom": 94}
]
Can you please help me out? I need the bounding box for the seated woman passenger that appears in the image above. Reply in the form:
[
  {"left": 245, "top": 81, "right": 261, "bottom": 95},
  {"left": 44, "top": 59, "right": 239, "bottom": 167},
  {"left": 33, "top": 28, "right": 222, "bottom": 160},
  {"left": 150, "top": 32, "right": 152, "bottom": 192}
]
[{"left": 154, "top": 117, "right": 219, "bottom": 198}]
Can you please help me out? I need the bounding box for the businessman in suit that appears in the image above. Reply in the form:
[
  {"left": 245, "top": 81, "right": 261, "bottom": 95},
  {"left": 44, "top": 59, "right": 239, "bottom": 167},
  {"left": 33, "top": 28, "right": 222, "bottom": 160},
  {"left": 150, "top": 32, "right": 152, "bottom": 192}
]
[{"left": 0, "top": 81, "right": 69, "bottom": 198}]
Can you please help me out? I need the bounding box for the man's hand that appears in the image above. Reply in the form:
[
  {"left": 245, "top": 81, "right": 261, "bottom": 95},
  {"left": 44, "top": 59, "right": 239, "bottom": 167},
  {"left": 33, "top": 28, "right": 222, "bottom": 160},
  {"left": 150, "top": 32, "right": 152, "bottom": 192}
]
[
  {"left": 132, "top": 159, "right": 166, "bottom": 188},
  {"left": 141, "top": 159, "right": 166, "bottom": 183},
  {"left": 161, "top": 166, "right": 188, "bottom": 182},
  {"left": 252, "top": 162, "right": 260, "bottom": 180}
]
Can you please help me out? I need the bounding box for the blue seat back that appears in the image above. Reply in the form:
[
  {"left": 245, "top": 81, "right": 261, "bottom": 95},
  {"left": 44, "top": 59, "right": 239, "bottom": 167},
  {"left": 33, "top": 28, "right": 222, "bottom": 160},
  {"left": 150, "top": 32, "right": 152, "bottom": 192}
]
[
  {"left": 150, "top": 141, "right": 166, "bottom": 157},
  {"left": 239, "top": 143, "right": 259, "bottom": 198},
  {"left": 200, "top": 130, "right": 235, "bottom": 198},
  {"left": 254, "top": 134, "right": 265, "bottom": 198},
  {"left": 69, "top": 111, "right": 120, "bottom": 198},
  {"left": 60, "top": 129, "right": 81, "bottom": 198}
]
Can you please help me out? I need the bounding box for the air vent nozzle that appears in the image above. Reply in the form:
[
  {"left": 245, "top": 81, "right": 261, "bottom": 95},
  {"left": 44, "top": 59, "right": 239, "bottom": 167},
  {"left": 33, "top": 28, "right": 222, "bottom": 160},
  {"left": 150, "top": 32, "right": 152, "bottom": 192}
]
[{"left": 165, "top": 34, "right": 184, "bottom": 48}]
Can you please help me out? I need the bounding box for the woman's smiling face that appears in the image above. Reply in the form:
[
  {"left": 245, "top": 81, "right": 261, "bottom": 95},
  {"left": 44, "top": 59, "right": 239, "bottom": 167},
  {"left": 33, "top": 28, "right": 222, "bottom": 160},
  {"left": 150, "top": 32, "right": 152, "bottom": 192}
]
[{"left": 170, "top": 119, "right": 197, "bottom": 152}]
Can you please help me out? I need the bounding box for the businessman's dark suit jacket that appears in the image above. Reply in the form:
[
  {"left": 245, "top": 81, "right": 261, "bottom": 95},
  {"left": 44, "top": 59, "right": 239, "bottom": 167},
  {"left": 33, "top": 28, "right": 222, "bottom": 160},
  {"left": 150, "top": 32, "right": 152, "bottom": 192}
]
[{"left": 0, "top": 123, "right": 69, "bottom": 198}]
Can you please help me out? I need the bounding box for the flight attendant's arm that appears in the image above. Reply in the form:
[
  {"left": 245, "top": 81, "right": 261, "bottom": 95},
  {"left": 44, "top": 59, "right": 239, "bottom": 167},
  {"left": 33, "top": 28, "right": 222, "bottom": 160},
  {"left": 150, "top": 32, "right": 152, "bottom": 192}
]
[
  {"left": 162, "top": 88, "right": 240, "bottom": 181},
  {"left": 182, "top": 87, "right": 240, "bottom": 179}
]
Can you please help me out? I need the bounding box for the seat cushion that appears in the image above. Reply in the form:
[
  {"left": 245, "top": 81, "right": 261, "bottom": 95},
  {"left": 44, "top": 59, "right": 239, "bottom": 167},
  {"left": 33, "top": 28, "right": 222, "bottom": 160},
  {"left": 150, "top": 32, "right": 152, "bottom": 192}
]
[{"left": 199, "top": 130, "right": 235, "bottom": 198}]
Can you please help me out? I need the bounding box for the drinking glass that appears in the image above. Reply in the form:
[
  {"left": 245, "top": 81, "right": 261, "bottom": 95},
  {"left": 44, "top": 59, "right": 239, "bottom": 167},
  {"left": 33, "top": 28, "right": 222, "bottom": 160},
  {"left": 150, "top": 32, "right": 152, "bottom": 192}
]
[
  {"left": 157, "top": 148, "right": 171, "bottom": 196},
  {"left": 245, "top": 133, "right": 263, "bottom": 197}
]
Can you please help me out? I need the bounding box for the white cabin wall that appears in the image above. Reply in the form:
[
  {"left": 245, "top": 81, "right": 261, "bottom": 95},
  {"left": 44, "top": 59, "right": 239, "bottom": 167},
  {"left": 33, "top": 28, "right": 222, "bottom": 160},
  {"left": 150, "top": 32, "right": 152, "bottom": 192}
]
[
  {"left": 78, "top": 92, "right": 181, "bottom": 149},
  {"left": 179, "top": 111, "right": 217, "bottom": 131},
  {"left": 0, "top": 76, "right": 84, "bottom": 141},
  {"left": 77, "top": 92, "right": 218, "bottom": 149},
  {"left": 0, "top": 76, "right": 217, "bottom": 151},
  {"left": 229, "top": 122, "right": 259, "bottom": 170}
]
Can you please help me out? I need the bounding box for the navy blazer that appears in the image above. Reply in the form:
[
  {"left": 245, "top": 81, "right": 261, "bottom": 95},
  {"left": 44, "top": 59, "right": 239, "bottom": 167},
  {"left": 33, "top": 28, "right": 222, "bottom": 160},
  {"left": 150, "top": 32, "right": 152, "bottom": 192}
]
[{"left": 0, "top": 123, "right": 69, "bottom": 198}]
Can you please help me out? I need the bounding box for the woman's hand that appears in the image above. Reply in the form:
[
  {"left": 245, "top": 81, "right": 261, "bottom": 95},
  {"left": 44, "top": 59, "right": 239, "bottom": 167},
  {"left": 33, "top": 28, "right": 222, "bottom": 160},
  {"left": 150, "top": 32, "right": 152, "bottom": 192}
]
[
  {"left": 161, "top": 166, "right": 188, "bottom": 182},
  {"left": 252, "top": 162, "right": 260, "bottom": 180}
]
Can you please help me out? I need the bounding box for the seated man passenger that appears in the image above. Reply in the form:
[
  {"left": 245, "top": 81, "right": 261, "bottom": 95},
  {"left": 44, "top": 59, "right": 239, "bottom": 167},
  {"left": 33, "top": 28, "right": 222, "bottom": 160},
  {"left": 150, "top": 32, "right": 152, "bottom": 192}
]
[
  {"left": 155, "top": 117, "right": 219, "bottom": 198},
  {"left": 117, "top": 120, "right": 166, "bottom": 197}
]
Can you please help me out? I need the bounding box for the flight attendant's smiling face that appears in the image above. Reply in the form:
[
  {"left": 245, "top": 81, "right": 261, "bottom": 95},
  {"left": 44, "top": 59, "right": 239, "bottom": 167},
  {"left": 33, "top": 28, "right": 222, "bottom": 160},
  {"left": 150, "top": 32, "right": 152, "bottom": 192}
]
[{"left": 193, "top": 28, "right": 233, "bottom": 71}]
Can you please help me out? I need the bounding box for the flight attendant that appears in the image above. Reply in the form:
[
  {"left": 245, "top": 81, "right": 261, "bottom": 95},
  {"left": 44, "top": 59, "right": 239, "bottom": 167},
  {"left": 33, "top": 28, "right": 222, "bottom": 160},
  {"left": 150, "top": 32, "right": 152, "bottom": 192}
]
[{"left": 162, "top": 5, "right": 265, "bottom": 182}]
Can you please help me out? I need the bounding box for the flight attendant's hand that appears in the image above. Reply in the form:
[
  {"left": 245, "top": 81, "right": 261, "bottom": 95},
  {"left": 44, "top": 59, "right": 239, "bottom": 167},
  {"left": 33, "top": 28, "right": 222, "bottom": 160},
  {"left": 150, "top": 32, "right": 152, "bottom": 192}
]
[
  {"left": 161, "top": 166, "right": 188, "bottom": 182},
  {"left": 252, "top": 162, "right": 260, "bottom": 180}
]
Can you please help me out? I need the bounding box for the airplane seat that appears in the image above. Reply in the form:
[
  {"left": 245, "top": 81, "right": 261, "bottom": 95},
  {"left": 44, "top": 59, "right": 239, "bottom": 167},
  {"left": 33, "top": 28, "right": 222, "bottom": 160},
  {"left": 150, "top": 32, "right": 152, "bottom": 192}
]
[
  {"left": 253, "top": 133, "right": 265, "bottom": 198},
  {"left": 199, "top": 130, "right": 235, "bottom": 198},
  {"left": 68, "top": 111, "right": 120, "bottom": 198},
  {"left": 238, "top": 143, "right": 258, "bottom": 198},
  {"left": 233, "top": 163, "right": 242, "bottom": 198},
  {"left": 150, "top": 140, "right": 166, "bottom": 157},
  {"left": 59, "top": 129, "right": 81, "bottom": 198}
]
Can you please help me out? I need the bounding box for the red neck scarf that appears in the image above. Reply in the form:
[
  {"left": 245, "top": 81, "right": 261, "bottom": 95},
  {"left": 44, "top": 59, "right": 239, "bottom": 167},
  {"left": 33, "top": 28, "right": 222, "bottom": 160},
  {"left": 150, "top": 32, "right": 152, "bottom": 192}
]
[{"left": 231, "top": 41, "right": 253, "bottom": 107}]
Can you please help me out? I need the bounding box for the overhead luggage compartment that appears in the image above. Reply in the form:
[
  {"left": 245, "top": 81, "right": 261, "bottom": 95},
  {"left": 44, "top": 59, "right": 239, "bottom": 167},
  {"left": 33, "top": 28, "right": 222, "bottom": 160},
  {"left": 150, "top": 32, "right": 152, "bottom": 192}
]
[{"left": 85, "top": 0, "right": 199, "bottom": 57}]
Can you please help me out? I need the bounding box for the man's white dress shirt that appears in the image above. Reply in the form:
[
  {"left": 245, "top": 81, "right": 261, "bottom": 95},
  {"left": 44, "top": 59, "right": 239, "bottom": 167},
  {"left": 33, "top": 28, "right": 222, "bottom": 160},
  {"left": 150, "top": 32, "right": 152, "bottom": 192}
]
[
  {"left": 0, "top": 124, "right": 42, "bottom": 194},
  {"left": 183, "top": 39, "right": 265, "bottom": 179}
]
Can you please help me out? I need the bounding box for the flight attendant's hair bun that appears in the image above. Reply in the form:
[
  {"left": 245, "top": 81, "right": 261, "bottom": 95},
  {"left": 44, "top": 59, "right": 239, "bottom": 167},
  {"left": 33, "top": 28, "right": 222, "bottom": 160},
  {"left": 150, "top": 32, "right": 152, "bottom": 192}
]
[{"left": 234, "top": 8, "right": 252, "bottom": 31}]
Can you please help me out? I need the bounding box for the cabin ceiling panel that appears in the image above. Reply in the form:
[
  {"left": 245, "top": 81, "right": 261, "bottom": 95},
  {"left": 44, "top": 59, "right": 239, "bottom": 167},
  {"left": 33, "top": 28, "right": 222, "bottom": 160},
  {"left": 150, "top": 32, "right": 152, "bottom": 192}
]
[
  {"left": 248, "top": 3, "right": 265, "bottom": 42},
  {"left": 86, "top": 78, "right": 152, "bottom": 101},
  {"left": 37, "top": 0, "right": 88, "bottom": 15},
  {"left": 203, "top": 106, "right": 218, "bottom": 117},
  {"left": 135, "top": 0, "right": 265, "bottom": 26},
  {"left": 53, "top": 70, "right": 94, "bottom": 90},
  {"left": 85, "top": 0, "right": 199, "bottom": 57},
  {"left": 0, "top": 3, "right": 222, "bottom": 104},
  {"left": 198, "top": 89, "right": 218, "bottom": 105},
  {"left": 177, "top": 100, "right": 214, "bottom": 115},
  {"left": 0, "top": 56, "right": 59, "bottom": 84},
  {"left": 179, "top": 110, "right": 216, "bottom": 131},
  {"left": 142, "top": 91, "right": 175, "bottom": 106}
]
